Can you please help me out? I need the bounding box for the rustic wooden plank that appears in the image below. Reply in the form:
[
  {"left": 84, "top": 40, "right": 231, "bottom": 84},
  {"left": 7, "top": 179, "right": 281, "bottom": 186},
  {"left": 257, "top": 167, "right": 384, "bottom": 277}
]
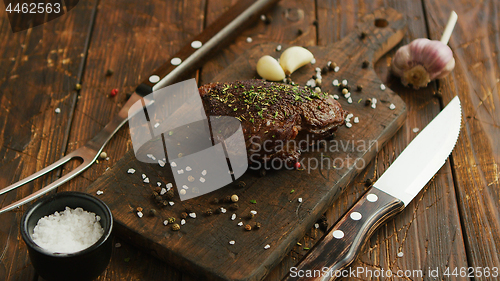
[
  {"left": 424, "top": 0, "right": 500, "bottom": 275},
  {"left": 311, "top": 0, "right": 470, "bottom": 280},
  {"left": 82, "top": 8, "right": 407, "bottom": 281},
  {"left": 57, "top": 0, "right": 206, "bottom": 280},
  {"left": 0, "top": 1, "right": 97, "bottom": 280}
]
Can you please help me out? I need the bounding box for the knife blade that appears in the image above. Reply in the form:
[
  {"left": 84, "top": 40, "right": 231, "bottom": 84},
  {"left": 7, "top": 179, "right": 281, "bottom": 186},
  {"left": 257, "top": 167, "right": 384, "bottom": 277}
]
[{"left": 283, "top": 96, "right": 462, "bottom": 281}]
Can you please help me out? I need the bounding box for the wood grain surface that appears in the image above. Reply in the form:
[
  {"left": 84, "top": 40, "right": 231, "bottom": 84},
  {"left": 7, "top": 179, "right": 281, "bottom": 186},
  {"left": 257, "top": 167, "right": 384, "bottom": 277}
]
[{"left": 0, "top": 0, "right": 498, "bottom": 280}]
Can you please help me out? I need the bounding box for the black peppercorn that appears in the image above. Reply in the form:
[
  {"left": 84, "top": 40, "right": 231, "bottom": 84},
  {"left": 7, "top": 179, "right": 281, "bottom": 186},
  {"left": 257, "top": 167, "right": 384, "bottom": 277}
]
[
  {"left": 313, "top": 20, "right": 318, "bottom": 26},
  {"left": 360, "top": 31, "right": 367, "bottom": 39},
  {"left": 321, "top": 66, "right": 329, "bottom": 74},
  {"left": 237, "top": 181, "right": 246, "bottom": 188},
  {"left": 214, "top": 207, "right": 222, "bottom": 214},
  {"left": 149, "top": 209, "right": 157, "bottom": 217},
  {"left": 357, "top": 84, "right": 363, "bottom": 91},
  {"left": 297, "top": 28, "right": 303, "bottom": 36},
  {"left": 364, "top": 178, "right": 373, "bottom": 187},
  {"left": 362, "top": 60, "right": 370, "bottom": 68},
  {"left": 223, "top": 195, "right": 232, "bottom": 203},
  {"left": 365, "top": 98, "right": 372, "bottom": 106},
  {"left": 205, "top": 209, "right": 213, "bottom": 216},
  {"left": 319, "top": 221, "right": 329, "bottom": 231},
  {"left": 229, "top": 203, "right": 239, "bottom": 211},
  {"left": 328, "top": 61, "right": 338, "bottom": 70},
  {"left": 105, "top": 69, "right": 114, "bottom": 76},
  {"left": 180, "top": 212, "right": 188, "bottom": 219},
  {"left": 264, "top": 15, "right": 272, "bottom": 25},
  {"left": 164, "top": 189, "right": 175, "bottom": 200},
  {"left": 254, "top": 222, "right": 261, "bottom": 229}
]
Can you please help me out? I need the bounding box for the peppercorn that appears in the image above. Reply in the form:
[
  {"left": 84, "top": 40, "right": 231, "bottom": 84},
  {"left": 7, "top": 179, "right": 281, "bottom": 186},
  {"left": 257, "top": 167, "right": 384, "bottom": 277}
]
[
  {"left": 364, "top": 178, "right": 373, "bottom": 187},
  {"left": 171, "top": 223, "right": 180, "bottom": 231},
  {"left": 362, "top": 60, "right": 369, "bottom": 68},
  {"left": 231, "top": 194, "right": 239, "bottom": 202},
  {"left": 136, "top": 207, "right": 143, "bottom": 212},
  {"left": 245, "top": 224, "right": 252, "bottom": 231},
  {"left": 365, "top": 98, "right": 372, "bottom": 106},
  {"left": 341, "top": 88, "right": 349, "bottom": 95},
  {"left": 223, "top": 195, "right": 232, "bottom": 203},
  {"left": 167, "top": 217, "right": 176, "bottom": 224},
  {"left": 360, "top": 31, "right": 367, "bottom": 39},
  {"left": 154, "top": 195, "right": 162, "bottom": 202},
  {"left": 205, "top": 209, "right": 213, "bottom": 216},
  {"left": 214, "top": 207, "right": 222, "bottom": 214},
  {"left": 161, "top": 200, "right": 169, "bottom": 207},
  {"left": 149, "top": 209, "right": 157, "bottom": 217},
  {"left": 237, "top": 181, "right": 246, "bottom": 188},
  {"left": 297, "top": 28, "right": 303, "bottom": 36},
  {"left": 312, "top": 20, "right": 318, "bottom": 26},
  {"left": 75, "top": 83, "right": 82, "bottom": 91},
  {"left": 357, "top": 84, "right": 363, "bottom": 91},
  {"left": 321, "top": 66, "right": 329, "bottom": 74},
  {"left": 105, "top": 69, "right": 114, "bottom": 76},
  {"left": 164, "top": 189, "right": 175, "bottom": 200},
  {"left": 328, "top": 61, "right": 338, "bottom": 70},
  {"left": 254, "top": 222, "right": 261, "bottom": 229},
  {"left": 212, "top": 198, "right": 219, "bottom": 204},
  {"left": 248, "top": 212, "right": 255, "bottom": 219},
  {"left": 229, "top": 203, "right": 239, "bottom": 211},
  {"left": 319, "top": 221, "right": 329, "bottom": 231},
  {"left": 180, "top": 212, "right": 188, "bottom": 219},
  {"left": 264, "top": 15, "right": 272, "bottom": 25}
]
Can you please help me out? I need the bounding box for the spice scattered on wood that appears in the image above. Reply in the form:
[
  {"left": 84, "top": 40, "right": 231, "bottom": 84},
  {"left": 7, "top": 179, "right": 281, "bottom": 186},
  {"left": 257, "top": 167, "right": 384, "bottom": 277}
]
[
  {"left": 221, "top": 207, "right": 227, "bottom": 213},
  {"left": 96, "top": 190, "right": 103, "bottom": 195},
  {"left": 264, "top": 244, "right": 270, "bottom": 249},
  {"left": 229, "top": 203, "right": 239, "bottom": 210},
  {"left": 189, "top": 212, "right": 196, "bottom": 219},
  {"left": 237, "top": 181, "right": 246, "bottom": 188},
  {"left": 180, "top": 219, "right": 186, "bottom": 225},
  {"left": 362, "top": 60, "right": 370, "bottom": 68},
  {"left": 332, "top": 94, "right": 339, "bottom": 100},
  {"left": 105, "top": 69, "right": 114, "bottom": 76},
  {"left": 297, "top": 28, "right": 303, "bottom": 36},
  {"left": 255, "top": 222, "right": 261, "bottom": 229},
  {"left": 137, "top": 211, "right": 143, "bottom": 218},
  {"left": 229, "top": 240, "right": 235, "bottom": 245},
  {"left": 55, "top": 108, "right": 61, "bottom": 114},
  {"left": 380, "top": 84, "right": 386, "bottom": 90},
  {"left": 276, "top": 45, "right": 282, "bottom": 52},
  {"left": 237, "top": 222, "right": 243, "bottom": 226},
  {"left": 171, "top": 224, "right": 180, "bottom": 231},
  {"left": 167, "top": 217, "right": 176, "bottom": 224},
  {"left": 298, "top": 198, "right": 303, "bottom": 203},
  {"left": 250, "top": 199, "right": 257, "bottom": 204},
  {"left": 294, "top": 162, "right": 301, "bottom": 169},
  {"left": 389, "top": 103, "right": 396, "bottom": 110},
  {"left": 127, "top": 168, "right": 135, "bottom": 174},
  {"left": 181, "top": 212, "right": 188, "bottom": 219},
  {"left": 75, "top": 83, "right": 82, "bottom": 90},
  {"left": 205, "top": 209, "right": 213, "bottom": 216},
  {"left": 149, "top": 209, "right": 157, "bottom": 217},
  {"left": 353, "top": 117, "right": 359, "bottom": 124},
  {"left": 290, "top": 189, "right": 295, "bottom": 194},
  {"left": 168, "top": 201, "right": 174, "bottom": 206},
  {"left": 163, "top": 220, "right": 169, "bottom": 226},
  {"left": 357, "top": 84, "right": 363, "bottom": 91},
  {"left": 413, "top": 127, "right": 420, "bottom": 133},
  {"left": 231, "top": 194, "right": 239, "bottom": 202},
  {"left": 110, "top": 88, "right": 118, "bottom": 97},
  {"left": 246, "top": 37, "right": 253, "bottom": 43},
  {"left": 314, "top": 223, "right": 319, "bottom": 229},
  {"left": 245, "top": 224, "right": 252, "bottom": 231},
  {"left": 143, "top": 177, "right": 149, "bottom": 183},
  {"left": 231, "top": 214, "right": 236, "bottom": 221}
]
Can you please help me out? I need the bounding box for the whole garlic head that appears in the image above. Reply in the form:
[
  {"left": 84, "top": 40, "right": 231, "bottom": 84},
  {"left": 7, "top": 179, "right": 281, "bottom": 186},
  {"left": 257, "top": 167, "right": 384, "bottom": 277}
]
[{"left": 391, "top": 38, "right": 455, "bottom": 89}]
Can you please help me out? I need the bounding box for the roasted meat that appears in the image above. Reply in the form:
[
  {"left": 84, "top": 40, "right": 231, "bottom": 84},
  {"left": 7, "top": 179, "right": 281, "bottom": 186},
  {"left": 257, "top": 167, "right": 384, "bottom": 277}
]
[{"left": 199, "top": 79, "right": 347, "bottom": 164}]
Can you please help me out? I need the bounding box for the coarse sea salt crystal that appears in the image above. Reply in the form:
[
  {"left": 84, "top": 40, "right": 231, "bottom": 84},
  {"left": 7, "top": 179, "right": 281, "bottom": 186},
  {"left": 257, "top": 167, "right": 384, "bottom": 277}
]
[
  {"left": 231, "top": 214, "right": 236, "bottom": 221},
  {"left": 154, "top": 122, "right": 160, "bottom": 128},
  {"left": 246, "top": 37, "right": 252, "bottom": 43},
  {"left": 264, "top": 244, "right": 270, "bottom": 249},
  {"left": 160, "top": 188, "right": 167, "bottom": 195},
  {"left": 189, "top": 213, "right": 196, "bottom": 218},
  {"left": 221, "top": 207, "right": 227, "bottom": 213},
  {"left": 96, "top": 190, "right": 103, "bottom": 195},
  {"left": 229, "top": 240, "right": 235, "bottom": 245},
  {"left": 163, "top": 220, "right": 169, "bottom": 226},
  {"left": 353, "top": 117, "right": 359, "bottom": 123},
  {"left": 200, "top": 177, "right": 206, "bottom": 183},
  {"left": 314, "top": 223, "right": 319, "bottom": 229},
  {"left": 137, "top": 211, "right": 143, "bottom": 218},
  {"left": 143, "top": 178, "right": 150, "bottom": 183},
  {"left": 177, "top": 169, "right": 184, "bottom": 174},
  {"left": 168, "top": 201, "right": 175, "bottom": 206},
  {"left": 389, "top": 103, "right": 396, "bottom": 110},
  {"left": 238, "top": 222, "right": 243, "bottom": 226},
  {"left": 181, "top": 219, "right": 186, "bottom": 225},
  {"left": 186, "top": 166, "right": 192, "bottom": 171},
  {"left": 413, "top": 128, "right": 420, "bottom": 133},
  {"left": 201, "top": 170, "right": 207, "bottom": 176},
  {"left": 346, "top": 123, "right": 352, "bottom": 128},
  {"left": 380, "top": 83, "right": 386, "bottom": 90},
  {"left": 298, "top": 198, "right": 303, "bottom": 203},
  {"left": 250, "top": 210, "right": 257, "bottom": 215},
  {"left": 347, "top": 97, "right": 353, "bottom": 104},
  {"left": 332, "top": 79, "right": 339, "bottom": 86},
  {"left": 158, "top": 160, "right": 166, "bottom": 167},
  {"left": 157, "top": 182, "right": 162, "bottom": 187},
  {"left": 32, "top": 207, "right": 104, "bottom": 254},
  {"left": 170, "top": 162, "right": 177, "bottom": 167},
  {"left": 142, "top": 174, "right": 147, "bottom": 179},
  {"left": 332, "top": 94, "right": 339, "bottom": 100},
  {"left": 127, "top": 168, "right": 135, "bottom": 174}
]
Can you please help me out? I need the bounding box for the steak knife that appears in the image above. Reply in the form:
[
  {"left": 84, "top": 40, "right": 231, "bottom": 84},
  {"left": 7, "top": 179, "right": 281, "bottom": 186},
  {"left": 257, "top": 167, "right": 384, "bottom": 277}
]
[{"left": 284, "top": 96, "right": 462, "bottom": 281}]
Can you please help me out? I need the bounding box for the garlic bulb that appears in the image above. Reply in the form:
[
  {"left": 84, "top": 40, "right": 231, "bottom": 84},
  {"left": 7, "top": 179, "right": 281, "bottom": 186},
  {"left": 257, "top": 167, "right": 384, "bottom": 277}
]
[
  {"left": 256, "top": 55, "right": 286, "bottom": 81},
  {"left": 391, "top": 38, "right": 455, "bottom": 89}
]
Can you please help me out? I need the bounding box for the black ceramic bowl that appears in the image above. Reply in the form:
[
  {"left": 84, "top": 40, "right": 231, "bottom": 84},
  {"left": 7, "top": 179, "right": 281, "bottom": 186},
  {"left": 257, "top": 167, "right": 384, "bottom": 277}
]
[{"left": 21, "top": 191, "right": 113, "bottom": 281}]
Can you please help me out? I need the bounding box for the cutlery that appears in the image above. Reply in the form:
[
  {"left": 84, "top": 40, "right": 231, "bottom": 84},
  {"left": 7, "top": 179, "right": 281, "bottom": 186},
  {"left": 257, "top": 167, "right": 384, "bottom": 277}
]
[
  {"left": 0, "top": 0, "right": 279, "bottom": 214},
  {"left": 284, "top": 96, "right": 462, "bottom": 280}
]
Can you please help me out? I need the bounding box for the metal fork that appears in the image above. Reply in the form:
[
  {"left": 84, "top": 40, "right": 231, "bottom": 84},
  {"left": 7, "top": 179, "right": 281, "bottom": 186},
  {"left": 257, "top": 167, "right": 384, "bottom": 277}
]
[{"left": 0, "top": 93, "right": 148, "bottom": 214}]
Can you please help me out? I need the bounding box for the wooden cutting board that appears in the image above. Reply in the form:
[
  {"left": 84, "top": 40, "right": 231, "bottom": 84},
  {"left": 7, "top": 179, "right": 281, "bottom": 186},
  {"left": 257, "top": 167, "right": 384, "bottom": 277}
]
[{"left": 84, "top": 8, "right": 406, "bottom": 281}]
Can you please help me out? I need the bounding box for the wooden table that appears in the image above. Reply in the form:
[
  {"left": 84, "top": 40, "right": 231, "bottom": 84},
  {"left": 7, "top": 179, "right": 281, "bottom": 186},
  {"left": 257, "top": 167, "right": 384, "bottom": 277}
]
[{"left": 1, "top": 0, "right": 498, "bottom": 280}]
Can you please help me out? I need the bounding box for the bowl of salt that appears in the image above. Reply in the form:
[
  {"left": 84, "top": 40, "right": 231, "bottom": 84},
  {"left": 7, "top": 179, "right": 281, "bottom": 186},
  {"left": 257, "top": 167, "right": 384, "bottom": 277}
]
[{"left": 21, "top": 191, "right": 113, "bottom": 281}]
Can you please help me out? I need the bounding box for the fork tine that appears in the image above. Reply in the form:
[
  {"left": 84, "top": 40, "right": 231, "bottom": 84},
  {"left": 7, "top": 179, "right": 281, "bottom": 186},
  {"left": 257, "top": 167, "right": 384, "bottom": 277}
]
[
  {"left": 0, "top": 150, "right": 82, "bottom": 197},
  {"left": 0, "top": 159, "right": 93, "bottom": 214}
]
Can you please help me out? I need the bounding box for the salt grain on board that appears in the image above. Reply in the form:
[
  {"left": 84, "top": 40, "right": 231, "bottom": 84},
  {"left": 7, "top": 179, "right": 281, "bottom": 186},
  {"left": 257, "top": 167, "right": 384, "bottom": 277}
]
[{"left": 127, "top": 168, "right": 136, "bottom": 174}]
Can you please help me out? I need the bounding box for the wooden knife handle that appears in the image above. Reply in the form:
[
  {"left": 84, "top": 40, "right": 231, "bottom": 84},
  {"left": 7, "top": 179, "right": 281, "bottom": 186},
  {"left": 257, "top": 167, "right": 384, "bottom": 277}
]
[
  {"left": 283, "top": 187, "right": 404, "bottom": 281},
  {"left": 135, "top": 0, "right": 280, "bottom": 96}
]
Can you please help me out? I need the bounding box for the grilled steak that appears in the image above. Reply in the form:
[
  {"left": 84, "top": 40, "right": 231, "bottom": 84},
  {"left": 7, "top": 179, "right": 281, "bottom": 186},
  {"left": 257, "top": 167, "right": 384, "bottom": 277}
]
[{"left": 199, "top": 79, "right": 347, "bottom": 164}]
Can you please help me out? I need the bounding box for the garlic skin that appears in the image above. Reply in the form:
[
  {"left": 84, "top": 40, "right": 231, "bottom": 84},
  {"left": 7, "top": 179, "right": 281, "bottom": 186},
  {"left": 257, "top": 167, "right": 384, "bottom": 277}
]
[
  {"left": 391, "top": 38, "right": 455, "bottom": 89},
  {"left": 256, "top": 55, "right": 286, "bottom": 81},
  {"left": 279, "top": 46, "right": 314, "bottom": 75}
]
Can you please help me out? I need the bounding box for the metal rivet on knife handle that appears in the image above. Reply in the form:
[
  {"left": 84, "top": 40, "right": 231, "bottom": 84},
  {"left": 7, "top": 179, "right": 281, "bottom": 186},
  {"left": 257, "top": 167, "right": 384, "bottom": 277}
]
[{"left": 134, "top": 0, "right": 280, "bottom": 96}]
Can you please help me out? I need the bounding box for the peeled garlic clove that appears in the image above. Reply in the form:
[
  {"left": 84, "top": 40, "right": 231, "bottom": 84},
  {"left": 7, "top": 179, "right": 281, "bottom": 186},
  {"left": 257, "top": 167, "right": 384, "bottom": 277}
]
[
  {"left": 279, "top": 46, "right": 314, "bottom": 75},
  {"left": 256, "top": 55, "right": 286, "bottom": 81},
  {"left": 391, "top": 38, "right": 455, "bottom": 89}
]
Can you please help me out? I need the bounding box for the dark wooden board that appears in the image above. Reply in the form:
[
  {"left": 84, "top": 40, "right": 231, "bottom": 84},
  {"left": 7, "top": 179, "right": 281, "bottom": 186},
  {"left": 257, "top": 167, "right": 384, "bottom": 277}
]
[{"left": 82, "top": 8, "right": 407, "bottom": 281}]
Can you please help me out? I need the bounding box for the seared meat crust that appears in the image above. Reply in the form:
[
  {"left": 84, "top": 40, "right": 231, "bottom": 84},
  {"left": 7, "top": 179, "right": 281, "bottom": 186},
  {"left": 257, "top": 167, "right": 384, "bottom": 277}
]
[{"left": 199, "top": 79, "right": 347, "bottom": 164}]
